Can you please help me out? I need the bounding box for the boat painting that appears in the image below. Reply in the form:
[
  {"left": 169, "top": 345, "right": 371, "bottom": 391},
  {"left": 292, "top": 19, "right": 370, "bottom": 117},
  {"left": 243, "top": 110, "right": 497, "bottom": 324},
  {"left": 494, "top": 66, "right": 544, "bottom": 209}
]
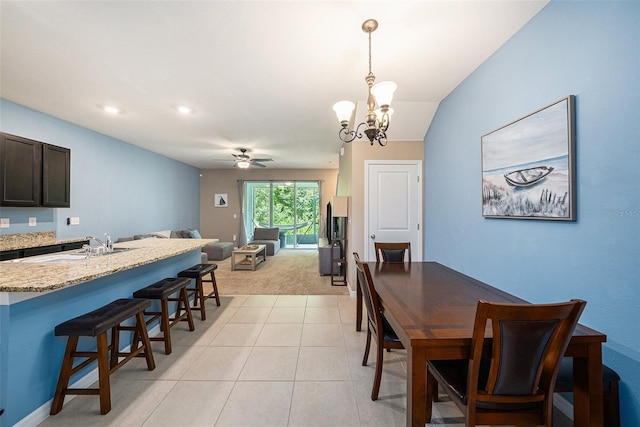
[
  {"left": 480, "top": 95, "right": 576, "bottom": 220},
  {"left": 503, "top": 166, "right": 554, "bottom": 187}
]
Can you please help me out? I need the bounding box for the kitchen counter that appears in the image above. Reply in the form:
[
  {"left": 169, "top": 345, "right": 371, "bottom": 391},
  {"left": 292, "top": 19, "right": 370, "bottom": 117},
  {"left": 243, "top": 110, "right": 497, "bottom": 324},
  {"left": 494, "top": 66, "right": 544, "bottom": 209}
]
[
  {"left": 1, "top": 238, "right": 209, "bottom": 425},
  {"left": 0, "top": 238, "right": 214, "bottom": 293}
]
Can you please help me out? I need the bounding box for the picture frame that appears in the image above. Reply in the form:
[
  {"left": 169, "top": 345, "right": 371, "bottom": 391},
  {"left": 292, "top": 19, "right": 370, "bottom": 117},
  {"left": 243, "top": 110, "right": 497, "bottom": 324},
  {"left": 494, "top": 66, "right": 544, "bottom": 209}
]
[
  {"left": 481, "top": 95, "right": 576, "bottom": 221},
  {"left": 214, "top": 193, "right": 228, "bottom": 207}
]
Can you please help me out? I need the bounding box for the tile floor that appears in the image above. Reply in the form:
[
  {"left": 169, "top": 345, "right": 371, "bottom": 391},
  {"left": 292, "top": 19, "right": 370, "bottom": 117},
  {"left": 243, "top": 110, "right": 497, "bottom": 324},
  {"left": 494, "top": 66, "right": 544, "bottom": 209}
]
[{"left": 37, "top": 294, "right": 567, "bottom": 427}]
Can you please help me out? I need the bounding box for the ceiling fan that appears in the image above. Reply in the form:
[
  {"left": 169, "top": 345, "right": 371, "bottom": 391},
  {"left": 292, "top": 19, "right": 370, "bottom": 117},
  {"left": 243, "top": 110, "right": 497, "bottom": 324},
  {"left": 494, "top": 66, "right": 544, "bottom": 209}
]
[{"left": 230, "top": 148, "right": 273, "bottom": 168}]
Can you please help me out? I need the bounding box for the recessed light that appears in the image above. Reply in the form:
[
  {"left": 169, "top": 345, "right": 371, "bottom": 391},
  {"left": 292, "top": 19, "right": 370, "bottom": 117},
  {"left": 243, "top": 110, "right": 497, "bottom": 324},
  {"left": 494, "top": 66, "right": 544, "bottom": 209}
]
[
  {"left": 175, "top": 105, "right": 194, "bottom": 114},
  {"left": 101, "top": 105, "right": 122, "bottom": 114}
]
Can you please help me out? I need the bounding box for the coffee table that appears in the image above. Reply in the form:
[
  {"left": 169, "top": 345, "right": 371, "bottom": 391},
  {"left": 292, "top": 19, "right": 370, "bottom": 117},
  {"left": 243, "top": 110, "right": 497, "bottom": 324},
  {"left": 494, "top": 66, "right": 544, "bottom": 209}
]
[{"left": 231, "top": 244, "right": 266, "bottom": 271}]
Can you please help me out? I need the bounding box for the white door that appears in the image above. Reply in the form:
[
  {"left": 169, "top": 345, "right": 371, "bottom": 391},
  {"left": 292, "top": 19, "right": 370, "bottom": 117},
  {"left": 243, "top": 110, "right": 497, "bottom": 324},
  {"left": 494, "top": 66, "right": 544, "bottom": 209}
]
[{"left": 365, "top": 161, "right": 422, "bottom": 261}]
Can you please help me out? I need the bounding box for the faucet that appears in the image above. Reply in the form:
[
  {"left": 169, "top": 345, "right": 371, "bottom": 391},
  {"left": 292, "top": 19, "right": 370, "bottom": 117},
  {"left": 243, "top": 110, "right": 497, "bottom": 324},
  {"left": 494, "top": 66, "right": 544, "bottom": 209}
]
[
  {"left": 104, "top": 232, "right": 113, "bottom": 253},
  {"left": 86, "top": 236, "right": 109, "bottom": 255}
]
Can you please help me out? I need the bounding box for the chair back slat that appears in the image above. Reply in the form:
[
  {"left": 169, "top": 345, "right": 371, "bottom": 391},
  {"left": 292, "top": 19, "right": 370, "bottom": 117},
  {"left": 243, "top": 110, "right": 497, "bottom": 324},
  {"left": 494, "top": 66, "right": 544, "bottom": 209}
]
[
  {"left": 374, "top": 242, "right": 411, "bottom": 263},
  {"left": 353, "top": 253, "right": 382, "bottom": 337},
  {"left": 492, "top": 319, "right": 559, "bottom": 395}
]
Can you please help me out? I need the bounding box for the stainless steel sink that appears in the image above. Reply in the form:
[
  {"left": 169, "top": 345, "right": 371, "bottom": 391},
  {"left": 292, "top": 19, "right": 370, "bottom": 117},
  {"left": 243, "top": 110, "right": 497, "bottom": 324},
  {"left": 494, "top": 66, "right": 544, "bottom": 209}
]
[
  {"left": 10, "top": 247, "right": 136, "bottom": 263},
  {"left": 13, "top": 253, "right": 89, "bottom": 263},
  {"left": 108, "top": 247, "right": 133, "bottom": 254}
]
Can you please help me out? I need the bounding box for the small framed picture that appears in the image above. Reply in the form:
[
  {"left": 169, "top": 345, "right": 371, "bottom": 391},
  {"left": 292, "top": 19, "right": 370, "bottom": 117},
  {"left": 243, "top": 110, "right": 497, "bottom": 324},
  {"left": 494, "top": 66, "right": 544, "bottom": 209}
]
[{"left": 214, "top": 193, "right": 228, "bottom": 207}]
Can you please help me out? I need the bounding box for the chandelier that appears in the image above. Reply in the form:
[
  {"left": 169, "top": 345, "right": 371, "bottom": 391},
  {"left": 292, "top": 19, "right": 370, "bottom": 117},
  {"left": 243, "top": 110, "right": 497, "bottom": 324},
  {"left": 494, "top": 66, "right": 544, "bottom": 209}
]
[{"left": 333, "top": 19, "right": 397, "bottom": 146}]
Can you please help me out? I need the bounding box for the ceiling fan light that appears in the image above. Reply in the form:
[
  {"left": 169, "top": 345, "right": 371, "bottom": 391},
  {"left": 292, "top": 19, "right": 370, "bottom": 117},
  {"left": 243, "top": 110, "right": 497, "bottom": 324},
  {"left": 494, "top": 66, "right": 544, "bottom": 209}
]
[
  {"left": 371, "top": 81, "right": 397, "bottom": 108},
  {"left": 332, "top": 101, "right": 355, "bottom": 126},
  {"left": 237, "top": 160, "right": 251, "bottom": 169}
]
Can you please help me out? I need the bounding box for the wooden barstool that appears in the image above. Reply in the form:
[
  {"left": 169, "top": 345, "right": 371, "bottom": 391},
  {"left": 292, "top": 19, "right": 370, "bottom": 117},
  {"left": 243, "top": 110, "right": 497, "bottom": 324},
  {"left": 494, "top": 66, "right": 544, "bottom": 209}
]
[
  {"left": 50, "top": 298, "right": 155, "bottom": 415},
  {"left": 133, "top": 277, "right": 194, "bottom": 354},
  {"left": 177, "top": 263, "right": 220, "bottom": 320}
]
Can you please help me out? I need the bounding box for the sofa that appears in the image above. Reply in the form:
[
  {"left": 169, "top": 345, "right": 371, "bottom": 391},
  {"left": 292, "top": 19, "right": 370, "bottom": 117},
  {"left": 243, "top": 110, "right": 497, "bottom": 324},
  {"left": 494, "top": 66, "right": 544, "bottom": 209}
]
[
  {"left": 249, "top": 227, "right": 280, "bottom": 256},
  {"left": 115, "top": 229, "right": 224, "bottom": 263}
]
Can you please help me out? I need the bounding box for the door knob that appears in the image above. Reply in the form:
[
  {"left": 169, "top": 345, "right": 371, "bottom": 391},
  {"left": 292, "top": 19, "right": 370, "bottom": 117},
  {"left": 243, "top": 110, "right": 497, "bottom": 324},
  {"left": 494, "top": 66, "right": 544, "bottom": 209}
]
[{"left": 370, "top": 234, "right": 375, "bottom": 239}]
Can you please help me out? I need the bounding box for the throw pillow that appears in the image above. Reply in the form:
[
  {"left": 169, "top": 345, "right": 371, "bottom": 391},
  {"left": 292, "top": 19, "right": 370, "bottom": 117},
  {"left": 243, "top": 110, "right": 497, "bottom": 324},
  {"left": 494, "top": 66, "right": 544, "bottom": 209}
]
[{"left": 189, "top": 229, "right": 202, "bottom": 239}]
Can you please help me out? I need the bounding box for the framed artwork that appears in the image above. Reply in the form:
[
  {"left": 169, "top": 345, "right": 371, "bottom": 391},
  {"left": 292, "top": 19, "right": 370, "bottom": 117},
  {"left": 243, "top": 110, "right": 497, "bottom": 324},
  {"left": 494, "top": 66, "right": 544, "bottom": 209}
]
[
  {"left": 481, "top": 95, "right": 576, "bottom": 221},
  {"left": 214, "top": 193, "right": 228, "bottom": 207}
]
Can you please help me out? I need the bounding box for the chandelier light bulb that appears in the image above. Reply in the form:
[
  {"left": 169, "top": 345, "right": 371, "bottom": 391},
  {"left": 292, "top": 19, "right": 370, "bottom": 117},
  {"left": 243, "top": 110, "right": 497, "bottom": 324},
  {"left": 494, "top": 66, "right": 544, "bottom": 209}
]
[
  {"left": 375, "top": 107, "right": 394, "bottom": 120},
  {"left": 371, "top": 81, "right": 397, "bottom": 108},
  {"left": 333, "top": 101, "right": 355, "bottom": 125}
]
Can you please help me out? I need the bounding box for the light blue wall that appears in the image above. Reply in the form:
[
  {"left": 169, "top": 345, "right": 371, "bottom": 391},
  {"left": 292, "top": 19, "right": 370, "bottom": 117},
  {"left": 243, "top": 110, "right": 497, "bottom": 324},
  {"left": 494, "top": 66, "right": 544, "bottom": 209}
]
[
  {"left": 0, "top": 99, "right": 200, "bottom": 240},
  {"left": 424, "top": 1, "right": 639, "bottom": 424}
]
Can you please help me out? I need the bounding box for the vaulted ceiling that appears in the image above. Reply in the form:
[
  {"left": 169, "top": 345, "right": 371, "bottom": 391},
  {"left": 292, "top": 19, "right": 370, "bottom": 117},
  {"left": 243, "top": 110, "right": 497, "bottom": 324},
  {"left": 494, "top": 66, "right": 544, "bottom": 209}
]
[{"left": 1, "top": 1, "right": 548, "bottom": 169}]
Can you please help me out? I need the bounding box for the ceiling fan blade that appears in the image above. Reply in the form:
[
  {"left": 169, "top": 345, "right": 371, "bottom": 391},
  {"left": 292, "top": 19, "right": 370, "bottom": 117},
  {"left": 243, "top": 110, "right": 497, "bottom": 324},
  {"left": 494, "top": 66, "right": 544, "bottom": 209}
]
[
  {"left": 252, "top": 162, "right": 267, "bottom": 168},
  {"left": 250, "top": 158, "right": 273, "bottom": 162}
]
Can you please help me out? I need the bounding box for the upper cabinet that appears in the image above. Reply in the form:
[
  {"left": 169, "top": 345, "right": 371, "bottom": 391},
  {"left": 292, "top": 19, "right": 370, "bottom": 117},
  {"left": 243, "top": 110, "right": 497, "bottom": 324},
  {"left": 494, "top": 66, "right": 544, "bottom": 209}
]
[
  {"left": 42, "top": 143, "right": 71, "bottom": 207},
  {"left": 0, "top": 132, "right": 71, "bottom": 207}
]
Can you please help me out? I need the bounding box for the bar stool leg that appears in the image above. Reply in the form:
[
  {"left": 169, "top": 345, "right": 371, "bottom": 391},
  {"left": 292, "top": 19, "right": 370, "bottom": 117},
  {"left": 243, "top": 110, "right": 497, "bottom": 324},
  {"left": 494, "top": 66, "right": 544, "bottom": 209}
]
[
  {"left": 135, "top": 311, "right": 156, "bottom": 370},
  {"left": 96, "top": 332, "right": 111, "bottom": 415},
  {"left": 190, "top": 277, "right": 206, "bottom": 320},
  {"left": 206, "top": 271, "right": 221, "bottom": 306},
  {"left": 160, "top": 298, "right": 172, "bottom": 354},
  {"left": 50, "top": 336, "right": 79, "bottom": 415},
  {"left": 109, "top": 326, "right": 119, "bottom": 370},
  {"left": 179, "top": 287, "right": 195, "bottom": 331}
]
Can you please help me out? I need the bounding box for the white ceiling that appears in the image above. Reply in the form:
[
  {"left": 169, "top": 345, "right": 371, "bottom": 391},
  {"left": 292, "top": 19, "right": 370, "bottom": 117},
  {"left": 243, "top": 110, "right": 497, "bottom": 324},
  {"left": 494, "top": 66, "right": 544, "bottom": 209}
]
[{"left": 0, "top": 1, "right": 548, "bottom": 170}]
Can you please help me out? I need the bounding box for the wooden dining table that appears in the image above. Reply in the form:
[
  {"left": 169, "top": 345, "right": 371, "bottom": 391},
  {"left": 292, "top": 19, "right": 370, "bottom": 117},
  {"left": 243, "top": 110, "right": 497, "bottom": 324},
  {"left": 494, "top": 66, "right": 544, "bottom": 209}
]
[{"left": 361, "top": 261, "right": 607, "bottom": 427}]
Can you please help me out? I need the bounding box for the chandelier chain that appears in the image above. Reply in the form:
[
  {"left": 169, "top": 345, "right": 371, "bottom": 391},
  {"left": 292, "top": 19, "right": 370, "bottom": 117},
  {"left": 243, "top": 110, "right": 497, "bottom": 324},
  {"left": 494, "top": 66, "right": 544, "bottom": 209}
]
[{"left": 368, "top": 30, "right": 372, "bottom": 76}]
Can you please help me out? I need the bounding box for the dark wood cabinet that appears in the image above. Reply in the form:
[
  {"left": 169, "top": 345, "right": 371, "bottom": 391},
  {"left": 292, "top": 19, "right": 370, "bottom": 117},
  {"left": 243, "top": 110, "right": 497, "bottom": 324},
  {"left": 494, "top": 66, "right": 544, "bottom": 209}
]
[
  {"left": 0, "top": 133, "right": 42, "bottom": 206},
  {"left": 42, "top": 143, "right": 71, "bottom": 207},
  {"left": 0, "top": 132, "right": 70, "bottom": 207}
]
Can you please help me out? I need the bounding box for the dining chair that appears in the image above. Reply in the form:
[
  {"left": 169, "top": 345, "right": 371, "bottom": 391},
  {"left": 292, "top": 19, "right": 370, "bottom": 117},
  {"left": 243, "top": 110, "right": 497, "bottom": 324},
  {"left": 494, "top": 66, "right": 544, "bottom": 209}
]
[
  {"left": 374, "top": 242, "right": 411, "bottom": 263},
  {"left": 426, "top": 299, "right": 586, "bottom": 427},
  {"left": 353, "top": 252, "right": 405, "bottom": 400}
]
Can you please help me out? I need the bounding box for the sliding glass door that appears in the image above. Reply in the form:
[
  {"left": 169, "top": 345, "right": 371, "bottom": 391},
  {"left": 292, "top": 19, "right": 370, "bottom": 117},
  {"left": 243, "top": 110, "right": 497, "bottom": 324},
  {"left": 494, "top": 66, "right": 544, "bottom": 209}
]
[{"left": 244, "top": 181, "right": 319, "bottom": 249}]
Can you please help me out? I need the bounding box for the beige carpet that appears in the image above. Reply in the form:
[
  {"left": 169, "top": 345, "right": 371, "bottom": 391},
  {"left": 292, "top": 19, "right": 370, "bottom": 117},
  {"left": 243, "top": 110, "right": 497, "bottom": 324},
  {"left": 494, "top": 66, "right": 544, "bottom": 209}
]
[{"left": 204, "top": 249, "right": 349, "bottom": 295}]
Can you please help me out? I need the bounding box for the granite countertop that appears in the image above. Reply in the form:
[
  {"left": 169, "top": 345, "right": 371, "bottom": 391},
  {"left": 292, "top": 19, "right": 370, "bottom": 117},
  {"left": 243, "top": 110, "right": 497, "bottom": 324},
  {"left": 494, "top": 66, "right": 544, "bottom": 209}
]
[{"left": 0, "top": 238, "right": 214, "bottom": 293}]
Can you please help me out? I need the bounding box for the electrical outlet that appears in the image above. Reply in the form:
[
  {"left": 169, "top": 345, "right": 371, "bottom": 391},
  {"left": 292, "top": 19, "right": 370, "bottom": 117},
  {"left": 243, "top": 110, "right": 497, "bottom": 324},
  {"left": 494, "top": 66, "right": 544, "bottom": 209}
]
[
  {"left": 0, "top": 218, "right": 9, "bottom": 228},
  {"left": 233, "top": 234, "right": 237, "bottom": 241},
  {"left": 29, "top": 217, "right": 37, "bottom": 226}
]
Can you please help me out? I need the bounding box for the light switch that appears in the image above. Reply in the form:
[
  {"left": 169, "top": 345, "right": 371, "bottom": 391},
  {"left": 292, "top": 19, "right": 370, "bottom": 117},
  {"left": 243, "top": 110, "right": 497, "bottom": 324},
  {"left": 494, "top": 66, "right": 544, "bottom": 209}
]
[
  {"left": 0, "top": 218, "right": 9, "bottom": 228},
  {"left": 29, "top": 217, "right": 37, "bottom": 226}
]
